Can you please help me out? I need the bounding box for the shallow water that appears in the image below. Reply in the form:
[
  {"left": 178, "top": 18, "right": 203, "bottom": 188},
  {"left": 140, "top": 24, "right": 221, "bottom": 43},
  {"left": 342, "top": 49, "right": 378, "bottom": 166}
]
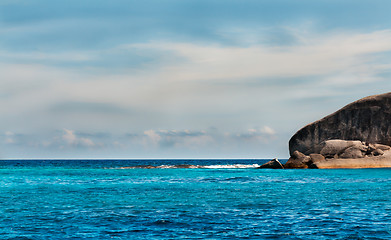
[{"left": 1, "top": 160, "right": 391, "bottom": 239}]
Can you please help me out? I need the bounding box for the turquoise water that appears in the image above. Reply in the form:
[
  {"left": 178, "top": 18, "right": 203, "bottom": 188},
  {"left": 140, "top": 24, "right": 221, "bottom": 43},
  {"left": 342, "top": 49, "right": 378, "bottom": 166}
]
[{"left": 1, "top": 160, "right": 391, "bottom": 239}]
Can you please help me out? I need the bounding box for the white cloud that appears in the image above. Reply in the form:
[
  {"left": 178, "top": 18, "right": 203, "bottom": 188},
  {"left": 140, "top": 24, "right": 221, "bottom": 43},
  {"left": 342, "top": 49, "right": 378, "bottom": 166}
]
[
  {"left": 0, "top": 127, "right": 285, "bottom": 158},
  {"left": 235, "top": 126, "right": 277, "bottom": 144},
  {"left": 1, "top": 29, "right": 390, "bottom": 118},
  {"left": 143, "top": 130, "right": 162, "bottom": 145},
  {"left": 62, "top": 129, "right": 77, "bottom": 145},
  {"left": 58, "top": 129, "right": 96, "bottom": 148},
  {"left": 260, "top": 126, "right": 276, "bottom": 135},
  {"left": 130, "top": 30, "right": 391, "bottom": 83},
  {"left": 180, "top": 135, "right": 215, "bottom": 149},
  {"left": 5, "top": 131, "right": 14, "bottom": 136},
  {"left": 141, "top": 129, "right": 214, "bottom": 149},
  {"left": 0, "top": 50, "right": 94, "bottom": 63},
  {"left": 138, "top": 127, "right": 278, "bottom": 151},
  {"left": 4, "top": 131, "right": 15, "bottom": 144},
  {"left": 79, "top": 137, "right": 95, "bottom": 147},
  {"left": 1, "top": 29, "right": 391, "bottom": 158}
]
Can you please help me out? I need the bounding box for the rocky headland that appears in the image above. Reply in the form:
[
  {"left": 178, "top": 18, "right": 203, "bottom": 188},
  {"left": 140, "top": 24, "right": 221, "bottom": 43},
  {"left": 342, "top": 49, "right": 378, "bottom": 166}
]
[{"left": 284, "top": 92, "right": 391, "bottom": 169}]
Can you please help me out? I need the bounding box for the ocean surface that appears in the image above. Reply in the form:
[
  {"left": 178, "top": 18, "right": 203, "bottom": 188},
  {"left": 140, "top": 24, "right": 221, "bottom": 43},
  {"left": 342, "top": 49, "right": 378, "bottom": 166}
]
[{"left": 1, "top": 159, "right": 391, "bottom": 239}]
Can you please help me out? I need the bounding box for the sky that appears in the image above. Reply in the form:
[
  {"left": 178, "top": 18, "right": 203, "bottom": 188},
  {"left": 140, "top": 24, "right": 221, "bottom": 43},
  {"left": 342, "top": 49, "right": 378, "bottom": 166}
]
[{"left": 1, "top": 0, "right": 391, "bottom": 159}]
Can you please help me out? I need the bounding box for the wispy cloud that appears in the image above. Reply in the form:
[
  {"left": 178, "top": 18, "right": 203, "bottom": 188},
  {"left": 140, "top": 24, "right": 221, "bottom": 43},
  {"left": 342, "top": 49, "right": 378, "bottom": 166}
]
[
  {"left": 2, "top": 0, "right": 391, "bottom": 158},
  {"left": 130, "top": 30, "right": 391, "bottom": 83},
  {"left": 0, "top": 127, "right": 282, "bottom": 158},
  {"left": 141, "top": 129, "right": 213, "bottom": 149},
  {"left": 4, "top": 131, "right": 15, "bottom": 144},
  {"left": 62, "top": 129, "right": 97, "bottom": 148},
  {"left": 235, "top": 126, "right": 277, "bottom": 144},
  {"left": 2, "top": 29, "right": 390, "bottom": 108},
  {"left": 37, "top": 129, "right": 99, "bottom": 151}
]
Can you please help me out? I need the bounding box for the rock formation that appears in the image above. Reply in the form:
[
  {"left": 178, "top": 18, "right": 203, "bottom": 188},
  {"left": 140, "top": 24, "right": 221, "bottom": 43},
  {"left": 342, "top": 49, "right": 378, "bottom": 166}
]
[
  {"left": 289, "top": 92, "right": 391, "bottom": 156},
  {"left": 284, "top": 151, "right": 311, "bottom": 168},
  {"left": 259, "top": 158, "right": 284, "bottom": 169},
  {"left": 287, "top": 92, "right": 391, "bottom": 169}
]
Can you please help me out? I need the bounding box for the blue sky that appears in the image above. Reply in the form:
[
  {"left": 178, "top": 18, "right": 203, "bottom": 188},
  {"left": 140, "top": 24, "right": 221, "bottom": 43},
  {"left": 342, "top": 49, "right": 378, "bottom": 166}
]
[{"left": 1, "top": 0, "right": 391, "bottom": 159}]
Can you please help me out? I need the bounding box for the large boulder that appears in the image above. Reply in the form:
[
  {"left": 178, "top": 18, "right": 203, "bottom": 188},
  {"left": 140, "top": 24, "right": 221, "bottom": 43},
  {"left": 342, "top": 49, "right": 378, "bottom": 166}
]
[
  {"left": 316, "top": 140, "right": 366, "bottom": 158},
  {"left": 289, "top": 92, "right": 391, "bottom": 156},
  {"left": 339, "top": 146, "right": 365, "bottom": 159}
]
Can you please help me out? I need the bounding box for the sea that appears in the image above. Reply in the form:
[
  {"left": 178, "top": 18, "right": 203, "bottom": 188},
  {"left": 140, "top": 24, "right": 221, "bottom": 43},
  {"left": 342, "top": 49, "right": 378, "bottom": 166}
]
[{"left": 1, "top": 159, "right": 391, "bottom": 240}]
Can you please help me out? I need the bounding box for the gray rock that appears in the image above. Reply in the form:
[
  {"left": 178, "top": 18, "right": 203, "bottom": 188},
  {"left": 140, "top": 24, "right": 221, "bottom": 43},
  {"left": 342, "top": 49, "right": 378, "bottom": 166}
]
[
  {"left": 289, "top": 92, "right": 391, "bottom": 156},
  {"left": 258, "top": 158, "right": 284, "bottom": 169},
  {"left": 339, "top": 146, "right": 365, "bottom": 159},
  {"left": 367, "top": 143, "right": 376, "bottom": 152},
  {"left": 291, "top": 150, "right": 307, "bottom": 159},
  {"left": 373, "top": 149, "right": 384, "bottom": 156},
  {"left": 374, "top": 144, "right": 391, "bottom": 151},
  {"left": 284, "top": 151, "right": 311, "bottom": 169},
  {"left": 284, "top": 157, "right": 308, "bottom": 169},
  {"left": 318, "top": 140, "right": 365, "bottom": 158},
  {"left": 309, "top": 153, "right": 325, "bottom": 163}
]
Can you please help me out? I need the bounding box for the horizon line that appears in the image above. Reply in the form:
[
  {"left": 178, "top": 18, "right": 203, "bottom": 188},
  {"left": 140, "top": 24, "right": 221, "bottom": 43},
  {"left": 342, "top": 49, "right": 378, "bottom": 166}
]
[{"left": 0, "top": 157, "right": 285, "bottom": 160}]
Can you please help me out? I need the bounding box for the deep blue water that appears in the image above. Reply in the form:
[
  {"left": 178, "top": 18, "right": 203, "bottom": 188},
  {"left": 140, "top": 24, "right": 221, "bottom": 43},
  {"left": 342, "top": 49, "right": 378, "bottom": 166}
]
[{"left": 1, "top": 159, "right": 391, "bottom": 239}]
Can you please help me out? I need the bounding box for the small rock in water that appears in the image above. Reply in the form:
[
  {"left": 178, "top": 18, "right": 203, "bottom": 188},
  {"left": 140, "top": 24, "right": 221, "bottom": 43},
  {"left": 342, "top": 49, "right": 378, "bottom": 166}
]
[
  {"left": 173, "top": 164, "right": 197, "bottom": 168},
  {"left": 258, "top": 158, "right": 284, "bottom": 169}
]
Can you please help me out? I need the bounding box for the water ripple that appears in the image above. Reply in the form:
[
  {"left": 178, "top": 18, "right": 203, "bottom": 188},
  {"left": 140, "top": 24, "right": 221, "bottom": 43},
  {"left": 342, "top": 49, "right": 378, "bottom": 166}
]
[{"left": 1, "top": 161, "right": 391, "bottom": 239}]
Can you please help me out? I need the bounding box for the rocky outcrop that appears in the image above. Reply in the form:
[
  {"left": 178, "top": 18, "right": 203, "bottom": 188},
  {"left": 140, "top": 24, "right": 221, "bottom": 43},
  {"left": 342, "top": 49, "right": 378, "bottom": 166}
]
[
  {"left": 289, "top": 92, "right": 391, "bottom": 156},
  {"left": 258, "top": 158, "right": 284, "bottom": 169},
  {"left": 284, "top": 151, "right": 311, "bottom": 168},
  {"left": 287, "top": 92, "right": 391, "bottom": 169},
  {"left": 284, "top": 139, "right": 391, "bottom": 168},
  {"left": 316, "top": 140, "right": 365, "bottom": 158},
  {"left": 311, "top": 152, "right": 391, "bottom": 169}
]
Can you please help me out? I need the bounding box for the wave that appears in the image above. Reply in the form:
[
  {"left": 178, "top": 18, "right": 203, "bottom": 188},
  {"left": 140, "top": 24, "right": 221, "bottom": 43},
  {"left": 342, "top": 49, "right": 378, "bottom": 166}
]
[
  {"left": 118, "top": 164, "right": 260, "bottom": 169},
  {"left": 202, "top": 164, "right": 260, "bottom": 169}
]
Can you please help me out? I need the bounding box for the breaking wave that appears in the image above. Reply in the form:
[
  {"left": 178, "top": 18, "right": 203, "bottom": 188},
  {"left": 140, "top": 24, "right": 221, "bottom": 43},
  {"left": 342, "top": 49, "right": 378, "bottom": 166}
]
[{"left": 118, "top": 164, "right": 261, "bottom": 169}]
